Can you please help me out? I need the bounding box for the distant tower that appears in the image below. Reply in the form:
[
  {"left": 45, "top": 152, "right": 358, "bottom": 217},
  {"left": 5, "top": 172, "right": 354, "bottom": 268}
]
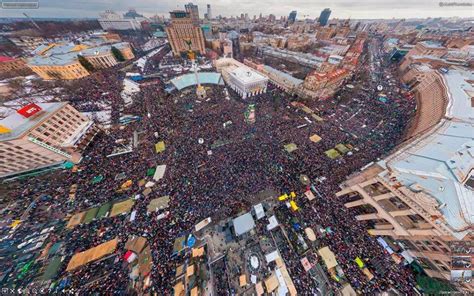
[
  {"left": 206, "top": 4, "right": 212, "bottom": 20},
  {"left": 288, "top": 10, "right": 297, "bottom": 25},
  {"left": 185, "top": 2, "right": 200, "bottom": 25},
  {"left": 319, "top": 8, "right": 331, "bottom": 26}
]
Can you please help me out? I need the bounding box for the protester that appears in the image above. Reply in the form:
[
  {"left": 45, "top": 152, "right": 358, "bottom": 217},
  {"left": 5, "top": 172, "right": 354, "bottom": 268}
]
[{"left": 5, "top": 40, "right": 417, "bottom": 294}]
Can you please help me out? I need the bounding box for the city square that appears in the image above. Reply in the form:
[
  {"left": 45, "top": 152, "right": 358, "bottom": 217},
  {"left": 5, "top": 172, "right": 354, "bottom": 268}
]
[{"left": 0, "top": 2, "right": 472, "bottom": 295}]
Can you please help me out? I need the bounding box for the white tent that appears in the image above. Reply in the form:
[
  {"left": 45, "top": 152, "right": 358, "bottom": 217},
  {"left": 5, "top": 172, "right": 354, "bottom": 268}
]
[
  {"left": 254, "top": 203, "right": 265, "bottom": 220},
  {"left": 153, "top": 165, "right": 166, "bottom": 181}
]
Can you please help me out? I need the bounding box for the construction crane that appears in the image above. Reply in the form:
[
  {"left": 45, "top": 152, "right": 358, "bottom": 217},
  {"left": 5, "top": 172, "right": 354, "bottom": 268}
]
[{"left": 23, "top": 13, "right": 41, "bottom": 31}]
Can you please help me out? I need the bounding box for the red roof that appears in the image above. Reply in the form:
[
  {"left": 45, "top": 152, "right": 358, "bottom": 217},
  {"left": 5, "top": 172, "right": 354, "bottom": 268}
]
[{"left": 0, "top": 56, "right": 15, "bottom": 63}]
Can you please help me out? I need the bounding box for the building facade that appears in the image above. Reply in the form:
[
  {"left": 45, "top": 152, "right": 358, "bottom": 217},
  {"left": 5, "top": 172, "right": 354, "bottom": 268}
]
[
  {"left": 0, "top": 102, "right": 99, "bottom": 178},
  {"left": 0, "top": 56, "right": 27, "bottom": 73},
  {"left": 319, "top": 8, "right": 331, "bottom": 26},
  {"left": 184, "top": 3, "right": 200, "bottom": 25},
  {"left": 303, "top": 68, "right": 349, "bottom": 98},
  {"left": 336, "top": 68, "right": 474, "bottom": 292},
  {"left": 244, "top": 59, "right": 303, "bottom": 93},
  {"left": 215, "top": 58, "right": 268, "bottom": 99},
  {"left": 166, "top": 10, "right": 206, "bottom": 57},
  {"left": 288, "top": 11, "right": 297, "bottom": 25},
  {"left": 405, "top": 41, "right": 448, "bottom": 59},
  {"left": 206, "top": 4, "right": 212, "bottom": 20}
]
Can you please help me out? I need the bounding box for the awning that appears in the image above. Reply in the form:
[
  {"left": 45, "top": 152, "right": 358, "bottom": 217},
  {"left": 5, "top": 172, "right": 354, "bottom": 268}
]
[{"left": 318, "top": 246, "right": 338, "bottom": 270}]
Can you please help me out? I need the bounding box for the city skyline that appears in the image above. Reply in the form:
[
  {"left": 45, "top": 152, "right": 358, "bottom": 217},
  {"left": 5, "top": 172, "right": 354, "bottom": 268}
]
[{"left": 0, "top": 0, "right": 472, "bottom": 19}]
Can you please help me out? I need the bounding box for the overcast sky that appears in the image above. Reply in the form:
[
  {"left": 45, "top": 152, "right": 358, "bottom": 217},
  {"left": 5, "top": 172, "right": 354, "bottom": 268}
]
[{"left": 1, "top": 0, "right": 473, "bottom": 19}]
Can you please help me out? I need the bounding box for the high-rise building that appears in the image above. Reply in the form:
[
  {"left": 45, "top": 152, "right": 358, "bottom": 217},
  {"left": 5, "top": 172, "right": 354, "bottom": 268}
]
[
  {"left": 184, "top": 2, "right": 200, "bottom": 24},
  {"left": 288, "top": 10, "right": 297, "bottom": 24},
  {"left": 165, "top": 10, "right": 206, "bottom": 57},
  {"left": 0, "top": 102, "right": 100, "bottom": 178},
  {"left": 319, "top": 8, "right": 331, "bottom": 26},
  {"left": 206, "top": 4, "right": 212, "bottom": 20},
  {"left": 227, "top": 30, "right": 240, "bottom": 58}
]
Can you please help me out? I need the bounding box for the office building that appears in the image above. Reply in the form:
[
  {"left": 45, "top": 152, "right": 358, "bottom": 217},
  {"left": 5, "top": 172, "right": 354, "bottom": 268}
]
[
  {"left": 98, "top": 10, "right": 142, "bottom": 31},
  {"left": 206, "top": 4, "right": 212, "bottom": 20},
  {"left": 185, "top": 2, "right": 200, "bottom": 25},
  {"left": 319, "top": 8, "right": 331, "bottom": 26},
  {"left": 215, "top": 58, "right": 268, "bottom": 99},
  {"left": 0, "top": 102, "right": 100, "bottom": 178},
  {"left": 288, "top": 11, "right": 297, "bottom": 25},
  {"left": 404, "top": 41, "right": 448, "bottom": 59},
  {"left": 336, "top": 68, "right": 474, "bottom": 292},
  {"left": 166, "top": 10, "right": 206, "bottom": 57},
  {"left": 227, "top": 31, "right": 241, "bottom": 58}
]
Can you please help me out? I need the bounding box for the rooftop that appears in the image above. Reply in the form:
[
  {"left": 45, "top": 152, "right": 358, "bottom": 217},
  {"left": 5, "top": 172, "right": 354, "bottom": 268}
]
[
  {"left": 0, "top": 102, "right": 67, "bottom": 142},
  {"left": 28, "top": 42, "right": 130, "bottom": 67},
  {"left": 229, "top": 66, "right": 268, "bottom": 84},
  {"left": 170, "top": 72, "right": 224, "bottom": 90},
  {"left": 381, "top": 68, "right": 474, "bottom": 237},
  {"left": 420, "top": 40, "right": 445, "bottom": 49},
  {"left": 262, "top": 65, "right": 303, "bottom": 86},
  {"left": 232, "top": 212, "right": 256, "bottom": 236}
]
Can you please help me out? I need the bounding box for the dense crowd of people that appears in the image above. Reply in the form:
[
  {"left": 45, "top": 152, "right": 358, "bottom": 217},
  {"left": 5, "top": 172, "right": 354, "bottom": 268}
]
[{"left": 3, "top": 37, "right": 419, "bottom": 294}]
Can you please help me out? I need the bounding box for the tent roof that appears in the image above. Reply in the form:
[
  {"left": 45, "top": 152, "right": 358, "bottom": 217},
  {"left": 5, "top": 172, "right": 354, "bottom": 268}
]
[
  {"left": 147, "top": 196, "right": 170, "bottom": 212},
  {"left": 239, "top": 274, "right": 247, "bottom": 287},
  {"left": 42, "top": 257, "right": 62, "bottom": 280},
  {"left": 305, "top": 227, "right": 316, "bottom": 241},
  {"left": 125, "top": 236, "right": 147, "bottom": 254},
  {"left": 66, "top": 238, "right": 118, "bottom": 271},
  {"left": 264, "top": 273, "right": 279, "bottom": 292},
  {"left": 318, "top": 246, "right": 338, "bottom": 270},
  {"left": 232, "top": 212, "right": 255, "bottom": 236}
]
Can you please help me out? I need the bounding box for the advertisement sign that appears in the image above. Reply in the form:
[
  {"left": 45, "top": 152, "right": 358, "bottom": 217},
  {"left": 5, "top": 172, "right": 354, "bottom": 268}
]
[{"left": 17, "top": 103, "right": 42, "bottom": 118}]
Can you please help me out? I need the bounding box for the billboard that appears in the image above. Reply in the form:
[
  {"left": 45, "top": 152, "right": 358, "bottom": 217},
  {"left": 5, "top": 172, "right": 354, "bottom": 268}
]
[{"left": 17, "top": 103, "right": 42, "bottom": 118}]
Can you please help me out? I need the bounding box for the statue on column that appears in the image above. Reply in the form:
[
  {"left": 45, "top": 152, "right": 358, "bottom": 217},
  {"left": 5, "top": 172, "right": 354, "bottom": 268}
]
[{"left": 185, "top": 39, "right": 206, "bottom": 100}]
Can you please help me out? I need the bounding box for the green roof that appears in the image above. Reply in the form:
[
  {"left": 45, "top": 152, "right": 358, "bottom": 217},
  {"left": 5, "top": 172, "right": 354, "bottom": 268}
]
[
  {"left": 83, "top": 207, "right": 99, "bottom": 224},
  {"left": 42, "top": 257, "right": 62, "bottom": 281},
  {"left": 96, "top": 202, "right": 112, "bottom": 219}
]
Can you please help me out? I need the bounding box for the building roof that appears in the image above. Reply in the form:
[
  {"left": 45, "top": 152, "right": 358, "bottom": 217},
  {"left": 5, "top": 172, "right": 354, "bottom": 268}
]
[
  {"left": 380, "top": 68, "right": 474, "bottom": 238},
  {"left": 232, "top": 212, "right": 255, "bottom": 236},
  {"left": 420, "top": 40, "right": 444, "bottom": 49},
  {"left": 444, "top": 68, "right": 474, "bottom": 122},
  {"left": 28, "top": 42, "right": 129, "bottom": 67},
  {"left": 170, "top": 72, "right": 224, "bottom": 90},
  {"left": 229, "top": 66, "right": 268, "bottom": 84},
  {"left": 262, "top": 65, "right": 303, "bottom": 86},
  {"left": 0, "top": 102, "right": 67, "bottom": 142},
  {"left": 28, "top": 52, "right": 79, "bottom": 66}
]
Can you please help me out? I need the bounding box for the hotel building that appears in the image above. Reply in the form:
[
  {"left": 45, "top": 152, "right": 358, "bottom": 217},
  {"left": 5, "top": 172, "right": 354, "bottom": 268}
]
[
  {"left": 165, "top": 10, "right": 206, "bottom": 57},
  {"left": 0, "top": 102, "right": 99, "bottom": 178}
]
